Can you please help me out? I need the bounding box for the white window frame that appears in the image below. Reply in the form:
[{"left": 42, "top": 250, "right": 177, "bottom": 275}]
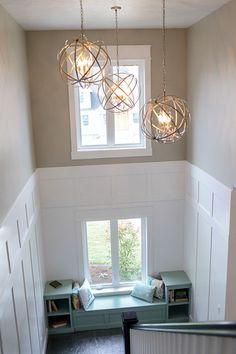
[
  {"left": 82, "top": 216, "right": 147, "bottom": 290},
  {"left": 68, "top": 45, "right": 152, "bottom": 159}
]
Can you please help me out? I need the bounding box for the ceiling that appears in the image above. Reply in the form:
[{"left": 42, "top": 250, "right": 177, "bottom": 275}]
[{"left": 0, "top": 0, "right": 230, "bottom": 30}]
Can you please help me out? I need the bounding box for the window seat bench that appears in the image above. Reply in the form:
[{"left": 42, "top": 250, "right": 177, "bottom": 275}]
[{"left": 72, "top": 294, "right": 166, "bottom": 331}]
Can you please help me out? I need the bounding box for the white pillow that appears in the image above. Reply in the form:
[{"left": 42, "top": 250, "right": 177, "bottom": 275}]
[{"left": 79, "top": 279, "right": 95, "bottom": 310}]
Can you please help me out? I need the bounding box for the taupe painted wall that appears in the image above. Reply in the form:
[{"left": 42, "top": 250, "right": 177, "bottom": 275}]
[
  {"left": 26, "top": 29, "right": 187, "bottom": 167},
  {"left": 0, "top": 5, "right": 35, "bottom": 223},
  {"left": 187, "top": 0, "right": 236, "bottom": 187}
]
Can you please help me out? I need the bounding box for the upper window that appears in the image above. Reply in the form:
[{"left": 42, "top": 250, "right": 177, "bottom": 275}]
[
  {"left": 68, "top": 45, "right": 152, "bottom": 159},
  {"left": 82, "top": 217, "right": 147, "bottom": 288}
]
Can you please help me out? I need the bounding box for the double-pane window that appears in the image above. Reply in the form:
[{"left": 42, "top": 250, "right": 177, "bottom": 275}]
[
  {"left": 68, "top": 45, "right": 152, "bottom": 159},
  {"left": 83, "top": 217, "right": 146, "bottom": 287}
]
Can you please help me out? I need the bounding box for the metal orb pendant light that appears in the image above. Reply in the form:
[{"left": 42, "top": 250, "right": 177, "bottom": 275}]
[
  {"left": 98, "top": 6, "right": 139, "bottom": 113},
  {"left": 58, "top": 0, "right": 110, "bottom": 87},
  {"left": 141, "top": 0, "right": 190, "bottom": 143}
]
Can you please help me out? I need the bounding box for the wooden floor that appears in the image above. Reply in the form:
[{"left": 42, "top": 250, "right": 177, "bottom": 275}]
[{"left": 46, "top": 328, "right": 125, "bottom": 354}]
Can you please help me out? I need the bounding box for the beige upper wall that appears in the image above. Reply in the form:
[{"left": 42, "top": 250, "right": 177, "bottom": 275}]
[
  {"left": 187, "top": 0, "right": 236, "bottom": 187},
  {"left": 26, "top": 29, "right": 187, "bottom": 167},
  {"left": 0, "top": 5, "right": 35, "bottom": 223}
]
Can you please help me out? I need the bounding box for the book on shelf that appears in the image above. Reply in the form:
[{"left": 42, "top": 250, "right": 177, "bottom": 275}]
[
  {"left": 51, "top": 300, "right": 58, "bottom": 312},
  {"left": 51, "top": 320, "right": 68, "bottom": 328},
  {"left": 175, "top": 297, "right": 188, "bottom": 303},
  {"left": 48, "top": 300, "right": 52, "bottom": 312},
  {"left": 168, "top": 290, "right": 175, "bottom": 303}
]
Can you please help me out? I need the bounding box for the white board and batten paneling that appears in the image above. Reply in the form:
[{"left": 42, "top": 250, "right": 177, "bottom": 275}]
[
  {"left": 0, "top": 172, "right": 46, "bottom": 354},
  {"left": 38, "top": 161, "right": 185, "bottom": 283},
  {"left": 184, "top": 162, "right": 236, "bottom": 321},
  {"left": 225, "top": 191, "right": 236, "bottom": 320}
]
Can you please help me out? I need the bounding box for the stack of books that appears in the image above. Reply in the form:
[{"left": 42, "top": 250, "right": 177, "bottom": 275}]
[
  {"left": 51, "top": 319, "right": 68, "bottom": 328},
  {"left": 175, "top": 290, "right": 188, "bottom": 302}
]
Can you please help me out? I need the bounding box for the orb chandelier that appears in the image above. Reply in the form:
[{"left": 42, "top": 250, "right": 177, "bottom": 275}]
[
  {"left": 141, "top": 0, "right": 190, "bottom": 143},
  {"left": 58, "top": 0, "right": 110, "bottom": 87},
  {"left": 98, "top": 6, "right": 139, "bottom": 113}
]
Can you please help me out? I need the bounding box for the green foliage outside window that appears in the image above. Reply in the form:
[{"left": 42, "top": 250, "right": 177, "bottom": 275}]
[{"left": 118, "top": 221, "right": 141, "bottom": 281}]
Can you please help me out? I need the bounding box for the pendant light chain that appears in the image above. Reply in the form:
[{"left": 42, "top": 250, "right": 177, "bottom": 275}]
[
  {"left": 115, "top": 7, "right": 120, "bottom": 75},
  {"left": 58, "top": 0, "right": 110, "bottom": 86},
  {"left": 162, "top": 0, "right": 166, "bottom": 99},
  {"left": 98, "top": 5, "right": 139, "bottom": 113},
  {"left": 80, "top": 0, "right": 85, "bottom": 36},
  {"left": 141, "top": 0, "right": 190, "bottom": 143}
]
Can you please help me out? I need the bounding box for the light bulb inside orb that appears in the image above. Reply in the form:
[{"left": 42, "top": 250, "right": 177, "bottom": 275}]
[
  {"left": 157, "top": 110, "right": 171, "bottom": 125},
  {"left": 109, "top": 84, "right": 127, "bottom": 108},
  {"left": 75, "top": 46, "right": 93, "bottom": 77},
  {"left": 98, "top": 72, "right": 139, "bottom": 113}
]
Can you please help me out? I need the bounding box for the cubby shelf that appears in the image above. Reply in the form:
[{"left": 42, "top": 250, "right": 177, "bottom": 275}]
[
  {"left": 44, "top": 279, "right": 73, "bottom": 334},
  {"left": 159, "top": 271, "right": 191, "bottom": 322}
]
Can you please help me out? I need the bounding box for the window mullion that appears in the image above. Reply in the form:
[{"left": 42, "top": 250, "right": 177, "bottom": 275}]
[
  {"left": 111, "top": 219, "right": 119, "bottom": 286},
  {"left": 106, "top": 111, "right": 115, "bottom": 146},
  {"left": 82, "top": 221, "right": 91, "bottom": 282},
  {"left": 141, "top": 217, "right": 147, "bottom": 282}
]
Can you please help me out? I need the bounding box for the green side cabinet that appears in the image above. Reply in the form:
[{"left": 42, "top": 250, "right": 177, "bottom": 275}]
[
  {"left": 160, "top": 271, "right": 191, "bottom": 322},
  {"left": 44, "top": 279, "right": 73, "bottom": 334}
]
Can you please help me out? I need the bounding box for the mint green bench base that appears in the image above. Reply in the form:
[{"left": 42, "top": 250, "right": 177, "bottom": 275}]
[{"left": 72, "top": 294, "right": 166, "bottom": 331}]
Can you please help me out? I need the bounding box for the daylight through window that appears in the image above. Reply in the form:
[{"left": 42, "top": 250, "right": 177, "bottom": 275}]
[
  {"left": 83, "top": 217, "right": 147, "bottom": 287},
  {"left": 68, "top": 45, "right": 152, "bottom": 159}
]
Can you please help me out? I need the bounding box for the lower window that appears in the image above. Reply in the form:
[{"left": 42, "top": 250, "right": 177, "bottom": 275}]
[{"left": 83, "top": 217, "right": 147, "bottom": 288}]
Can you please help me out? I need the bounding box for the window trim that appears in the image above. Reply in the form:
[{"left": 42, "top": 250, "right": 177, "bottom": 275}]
[
  {"left": 68, "top": 45, "right": 152, "bottom": 160},
  {"left": 82, "top": 216, "right": 147, "bottom": 290}
]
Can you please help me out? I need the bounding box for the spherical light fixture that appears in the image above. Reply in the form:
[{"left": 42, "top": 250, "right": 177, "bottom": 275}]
[
  {"left": 58, "top": 0, "right": 110, "bottom": 87},
  {"left": 98, "top": 6, "right": 139, "bottom": 113},
  {"left": 141, "top": 95, "right": 189, "bottom": 143},
  {"left": 141, "top": 0, "right": 190, "bottom": 143},
  {"left": 98, "top": 71, "right": 138, "bottom": 113}
]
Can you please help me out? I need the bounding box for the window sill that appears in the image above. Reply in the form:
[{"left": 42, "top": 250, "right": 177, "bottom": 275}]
[
  {"left": 93, "top": 286, "right": 133, "bottom": 297},
  {"left": 71, "top": 145, "right": 152, "bottom": 160}
]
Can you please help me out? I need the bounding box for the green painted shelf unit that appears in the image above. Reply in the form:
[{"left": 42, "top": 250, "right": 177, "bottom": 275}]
[
  {"left": 72, "top": 295, "right": 166, "bottom": 331},
  {"left": 44, "top": 279, "right": 73, "bottom": 334},
  {"left": 160, "top": 271, "right": 191, "bottom": 322}
]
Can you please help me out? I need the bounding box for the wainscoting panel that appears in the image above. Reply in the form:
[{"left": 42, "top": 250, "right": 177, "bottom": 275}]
[
  {"left": 195, "top": 214, "right": 212, "bottom": 321},
  {"left": 29, "top": 225, "right": 45, "bottom": 347},
  {"left": 0, "top": 172, "right": 46, "bottom": 354},
  {"left": 112, "top": 174, "right": 148, "bottom": 204},
  {"left": 76, "top": 176, "right": 112, "bottom": 206},
  {"left": 198, "top": 182, "right": 213, "bottom": 216},
  {"left": 225, "top": 196, "right": 236, "bottom": 321},
  {"left": 149, "top": 172, "right": 184, "bottom": 201},
  {"left": 4, "top": 211, "right": 21, "bottom": 274},
  {"left": 12, "top": 263, "right": 32, "bottom": 354},
  {"left": 209, "top": 228, "right": 228, "bottom": 320},
  {"left": 0, "top": 287, "right": 19, "bottom": 354},
  {"left": 0, "top": 240, "right": 9, "bottom": 289},
  {"left": 22, "top": 239, "right": 41, "bottom": 354},
  {"left": 184, "top": 162, "right": 233, "bottom": 321},
  {"left": 39, "top": 162, "right": 186, "bottom": 282}
]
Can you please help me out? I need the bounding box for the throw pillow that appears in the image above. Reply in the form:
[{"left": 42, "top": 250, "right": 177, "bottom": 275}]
[
  {"left": 79, "top": 279, "right": 95, "bottom": 310},
  {"left": 131, "top": 282, "right": 155, "bottom": 303},
  {"left": 149, "top": 277, "right": 164, "bottom": 299},
  {"left": 72, "top": 281, "right": 80, "bottom": 310}
]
